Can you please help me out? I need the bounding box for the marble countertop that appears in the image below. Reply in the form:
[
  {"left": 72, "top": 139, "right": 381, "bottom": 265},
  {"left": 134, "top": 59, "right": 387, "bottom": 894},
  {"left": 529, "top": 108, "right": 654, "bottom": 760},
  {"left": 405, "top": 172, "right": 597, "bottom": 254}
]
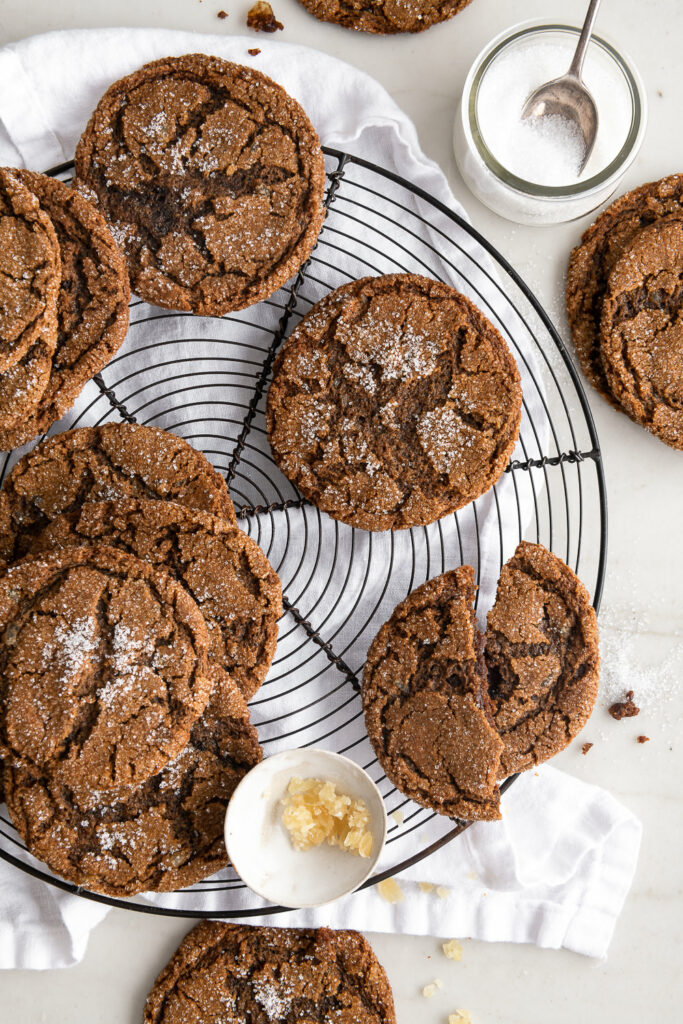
[{"left": 1, "top": 0, "right": 681, "bottom": 1020}]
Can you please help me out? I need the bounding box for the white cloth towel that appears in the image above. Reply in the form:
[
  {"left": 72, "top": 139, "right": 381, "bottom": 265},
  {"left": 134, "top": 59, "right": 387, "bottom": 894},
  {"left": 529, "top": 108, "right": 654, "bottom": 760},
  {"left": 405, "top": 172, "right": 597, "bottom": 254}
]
[{"left": 0, "top": 27, "right": 641, "bottom": 969}]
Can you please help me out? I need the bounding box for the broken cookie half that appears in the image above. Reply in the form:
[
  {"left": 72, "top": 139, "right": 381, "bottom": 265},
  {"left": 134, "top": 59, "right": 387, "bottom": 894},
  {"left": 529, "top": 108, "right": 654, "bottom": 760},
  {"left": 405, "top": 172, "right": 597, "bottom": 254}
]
[
  {"left": 484, "top": 541, "right": 600, "bottom": 776},
  {"left": 362, "top": 565, "right": 503, "bottom": 821},
  {"left": 362, "top": 543, "right": 600, "bottom": 820}
]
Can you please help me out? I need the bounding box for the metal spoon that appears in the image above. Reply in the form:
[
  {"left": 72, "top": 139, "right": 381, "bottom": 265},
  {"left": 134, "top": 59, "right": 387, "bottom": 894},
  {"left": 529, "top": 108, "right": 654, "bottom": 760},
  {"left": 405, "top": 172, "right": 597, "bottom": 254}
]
[{"left": 522, "top": 0, "right": 602, "bottom": 174}]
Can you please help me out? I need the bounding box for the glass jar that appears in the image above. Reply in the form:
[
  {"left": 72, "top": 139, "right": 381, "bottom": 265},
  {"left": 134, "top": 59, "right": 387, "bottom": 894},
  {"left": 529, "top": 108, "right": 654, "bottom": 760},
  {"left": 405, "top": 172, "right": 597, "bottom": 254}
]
[{"left": 453, "top": 21, "right": 647, "bottom": 225}]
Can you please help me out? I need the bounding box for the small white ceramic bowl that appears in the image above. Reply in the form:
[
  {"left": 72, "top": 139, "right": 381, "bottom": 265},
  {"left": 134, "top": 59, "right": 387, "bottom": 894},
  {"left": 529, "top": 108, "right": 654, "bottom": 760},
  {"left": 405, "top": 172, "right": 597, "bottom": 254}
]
[{"left": 224, "top": 748, "right": 387, "bottom": 908}]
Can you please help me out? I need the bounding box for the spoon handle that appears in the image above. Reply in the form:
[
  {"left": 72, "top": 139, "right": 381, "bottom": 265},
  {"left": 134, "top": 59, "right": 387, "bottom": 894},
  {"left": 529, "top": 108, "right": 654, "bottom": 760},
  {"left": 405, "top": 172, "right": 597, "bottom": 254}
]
[{"left": 568, "top": 0, "right": 602, "bottom": 81}]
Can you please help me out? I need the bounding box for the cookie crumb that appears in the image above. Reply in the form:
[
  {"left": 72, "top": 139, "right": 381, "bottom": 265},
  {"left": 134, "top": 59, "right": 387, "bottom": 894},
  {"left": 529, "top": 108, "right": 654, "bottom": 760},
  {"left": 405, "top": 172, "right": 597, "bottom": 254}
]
[
  {"left": 376, "top": 878, "right": 404, "bottom": 904},
  {"left": 391, "top": 809, "right": 404, "bottom": 825},
  {"left": 581, "top": 742, "right": 593, "bottom": 755},
  {"left": 609, "top": 690, "right": 640, "bottom": 720},
  {"left": 419, "top": 881, "right": 434, "bottom": 893},
  {"left": 423, "top": 982, "right": 442, "bottom": 998},
  {"left": 442, "top": 939, "right": 463, "bottom": 961},
  {"left": 248, "top": 47, "right": 261, "bottom": 55},
  {"left": 637, "top": 735, "right": 650, "bottom": 744},
  {"left": 247, "top": 0, "right": 283, "bottom": 31},
  {"left": 217, "top": 9, "right": 228, "bottom": 17},
  {"left": 436, "top": 886, "right": 451, "bottom": 899},
  {"left": 449, "top": 1012, "right": 473, "bottom": 1024}
]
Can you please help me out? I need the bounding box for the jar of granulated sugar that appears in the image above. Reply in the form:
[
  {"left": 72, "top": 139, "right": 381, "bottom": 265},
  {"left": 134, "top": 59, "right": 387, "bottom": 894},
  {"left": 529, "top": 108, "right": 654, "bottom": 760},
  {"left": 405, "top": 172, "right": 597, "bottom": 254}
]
[{"left": 453, "top": 21, "right": 647, "bottom": 224}]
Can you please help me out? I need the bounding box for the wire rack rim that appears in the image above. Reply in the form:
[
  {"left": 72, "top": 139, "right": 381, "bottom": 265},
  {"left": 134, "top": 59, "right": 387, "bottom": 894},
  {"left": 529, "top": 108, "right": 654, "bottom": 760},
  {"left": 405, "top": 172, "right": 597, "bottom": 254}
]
[{"left": 0, "top": 149, "right": 608, "bottom": 916}]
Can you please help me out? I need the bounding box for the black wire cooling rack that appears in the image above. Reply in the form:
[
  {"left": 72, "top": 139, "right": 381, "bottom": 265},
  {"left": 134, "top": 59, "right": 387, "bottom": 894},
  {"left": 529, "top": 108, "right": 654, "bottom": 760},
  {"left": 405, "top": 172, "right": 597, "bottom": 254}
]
[{"left": 0, "top": 148, "right": 607, "bottom": 919}]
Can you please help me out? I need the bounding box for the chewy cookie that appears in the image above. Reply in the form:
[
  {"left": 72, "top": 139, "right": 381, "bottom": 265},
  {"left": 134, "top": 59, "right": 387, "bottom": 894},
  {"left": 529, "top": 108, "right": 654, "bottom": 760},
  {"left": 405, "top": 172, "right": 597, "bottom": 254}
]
[
  {"left": 0, "top": 545, "right": 211, "bottom": 806},
  {"left": 75, "top": 53, "right": 326, "bottom": 315},
  {"left": 297, "top": 0, "right": 473, "bottom": 34},
  {"left": 267, "top": 274, "right": 522, "bottom": 531},
  {"left": 0, "top": 423, "right": 236, "bottom": 564},
  {"left": 0, "top": 171, "right": 130, "bottom": 451},
  {"left": 362, "top": 566, "right": 503, "bottom": 821},
  {"left": 484, "top": 542, "right": 600, "bottom": 776},
  {"left": 33, "top": 498, "right": 282, "bottom": 700},
  {"left": 566, "top": 173, "right": 683, "bottom": 400},
  {"left": 4, "top": 671, "right": 261, "bottom": 896},
  {"left": 0, "top": 340, "right": 53, "bottom": 429},
  {"left": 600, "top": 217, "right": 683, "bottom": 450},
  {"left": 143, "top": 922, "right": 396, "bottom": 1024},
  {"left": 0, "top": 168, "right": 60, "bottom": 376}
]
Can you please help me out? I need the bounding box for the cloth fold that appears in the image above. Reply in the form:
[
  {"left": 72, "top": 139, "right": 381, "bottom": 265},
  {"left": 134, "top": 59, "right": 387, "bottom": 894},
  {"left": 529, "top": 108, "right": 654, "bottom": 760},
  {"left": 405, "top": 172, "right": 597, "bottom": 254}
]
[{"left": 0, "top": 27, "right": 641, "bottom": 970}]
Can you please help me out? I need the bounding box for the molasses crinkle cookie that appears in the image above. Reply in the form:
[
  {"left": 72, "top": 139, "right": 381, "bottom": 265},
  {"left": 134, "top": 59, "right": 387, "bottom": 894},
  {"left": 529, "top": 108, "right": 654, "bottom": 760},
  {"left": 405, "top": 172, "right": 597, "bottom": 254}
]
[
  {"left": 143, "top": 923, "right": 397, "bottom": 1024},
  {"left": 362, "top": 565, "right": 503, "bottom": 820},
  {"left": 0, "top": 171, "right": 130, "bottom": 450},
  {"left": 0, "top": 167, "right": 60, "bottom": 376},
  {"left": 75, "top": 53, "right": 326, "bottom": 314},
  {"left": 0, "top": 545, "right": 212, "bottom": 806},
  {"left": 600, "top": 216, "right": 683, "bottom": 450},
  {"left": 267, "top": 274, "right": 522, "bottom": 531},
  {"left": 567, "top": 173, "right": 683, "bottom": 398},
  {"left": 32, "top": 498, "right": 282, "bottom": 701},
  {"left": 0, "top": 423, "right": 236, "bottom": 564},
  {"left": 4, "top": 672, "right": 262, "bottom": 896},
  {"left": 484, "top": 541, "right": 600, "bottom": 776},
  {"left": 297, "top": 0, "right": 474, "bottom": 35}
]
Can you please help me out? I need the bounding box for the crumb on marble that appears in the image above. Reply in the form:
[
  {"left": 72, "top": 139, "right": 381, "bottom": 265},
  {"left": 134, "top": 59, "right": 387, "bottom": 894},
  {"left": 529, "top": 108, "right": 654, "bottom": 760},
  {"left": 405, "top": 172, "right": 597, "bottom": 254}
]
[
  {"left": 609, "top": 690, "right": 640, "bottom": 720},
  {"left": 443, "top": 939, "right": 463, "bottom": 961}
]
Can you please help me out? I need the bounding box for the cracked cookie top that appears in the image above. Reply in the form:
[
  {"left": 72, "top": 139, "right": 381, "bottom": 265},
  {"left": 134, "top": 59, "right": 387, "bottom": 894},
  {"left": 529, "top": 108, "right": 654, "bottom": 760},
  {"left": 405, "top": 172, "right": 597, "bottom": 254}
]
[
  {"left": 267, "top": 274, "right": 522, "bottom": 531},
  {"left": 31, "top": 498, "right": 282, "bottom": 700},
  {"left": 566, "top": 173, "right": 683, "bottom": 401},
  {"left": 0, "top": 171, "right": 130, "bottom": 451},
  {"left": 0, "top": 423, "right": 236, "bottom": 564},
  {"left": 74, "top": 53, "right": 326, "bottom": 315},
  {"left": 143, "top": 923, "right": 396, "bottom": 1024},
  {"left": 600, "top": 216, "right": 683, "bottom": 450},
  {"left": 484, "top": 542, "right": 600, "bottom": 776},
  {"left": 4, "top": 669, "right": 261, "bottom": 896},
  {"left": 0, "top": 167, "right": 60, "bottom": 375},
  {"left": 0, "top": 545, "right": 212, "bottom": 807},
  {"left": 296, "top": 0, "right": 473, "bottom": 34},
  {"left": 362, "top": 565, "right": 503, "bottom": 821}
]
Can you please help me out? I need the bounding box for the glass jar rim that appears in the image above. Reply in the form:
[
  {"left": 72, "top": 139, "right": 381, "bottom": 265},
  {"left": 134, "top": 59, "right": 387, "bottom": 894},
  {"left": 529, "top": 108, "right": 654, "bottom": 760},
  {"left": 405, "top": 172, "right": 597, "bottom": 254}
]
[{"left": 466, "top": 21, "right": 646, "bottom": 200}]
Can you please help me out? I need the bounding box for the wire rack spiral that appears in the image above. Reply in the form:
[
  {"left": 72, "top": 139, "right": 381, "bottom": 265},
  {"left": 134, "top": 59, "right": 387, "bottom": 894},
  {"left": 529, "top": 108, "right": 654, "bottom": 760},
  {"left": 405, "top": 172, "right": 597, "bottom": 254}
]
[{"left": 0, "top": 149, "right": 607, "bottom": 918}]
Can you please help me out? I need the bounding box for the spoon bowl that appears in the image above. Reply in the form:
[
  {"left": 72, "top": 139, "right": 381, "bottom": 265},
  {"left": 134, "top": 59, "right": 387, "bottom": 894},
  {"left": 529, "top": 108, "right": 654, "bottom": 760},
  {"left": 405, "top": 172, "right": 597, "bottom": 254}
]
[
  {"left": 521, "top": 0, "right": 602, "bottom": 173},
  {"left": 522, "top": 74, "right": 599, "bottom": 172}
]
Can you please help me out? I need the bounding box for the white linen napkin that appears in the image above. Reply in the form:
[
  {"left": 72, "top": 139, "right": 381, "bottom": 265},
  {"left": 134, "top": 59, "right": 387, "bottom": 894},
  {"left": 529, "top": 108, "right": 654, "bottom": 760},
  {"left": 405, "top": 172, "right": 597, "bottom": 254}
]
[{"left": 0, "top": 27, "right": 641, "bottom": 969}]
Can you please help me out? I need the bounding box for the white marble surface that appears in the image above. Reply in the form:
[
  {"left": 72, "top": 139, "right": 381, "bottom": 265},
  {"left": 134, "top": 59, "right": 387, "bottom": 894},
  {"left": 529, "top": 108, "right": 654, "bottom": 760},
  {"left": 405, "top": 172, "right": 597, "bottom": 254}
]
[{"left": 0, "top": 0, "right": 682, "bottom": 1020}]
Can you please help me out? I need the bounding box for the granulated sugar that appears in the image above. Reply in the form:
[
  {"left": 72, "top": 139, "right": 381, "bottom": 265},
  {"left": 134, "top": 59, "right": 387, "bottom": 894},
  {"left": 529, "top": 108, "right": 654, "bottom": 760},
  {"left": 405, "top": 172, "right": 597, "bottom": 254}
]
[
  {"left": 476, "top": 41, "right": 631, "bottom": 186},
  {"left": 597, "top": 600, "right": 682, "bottom": 732}
]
